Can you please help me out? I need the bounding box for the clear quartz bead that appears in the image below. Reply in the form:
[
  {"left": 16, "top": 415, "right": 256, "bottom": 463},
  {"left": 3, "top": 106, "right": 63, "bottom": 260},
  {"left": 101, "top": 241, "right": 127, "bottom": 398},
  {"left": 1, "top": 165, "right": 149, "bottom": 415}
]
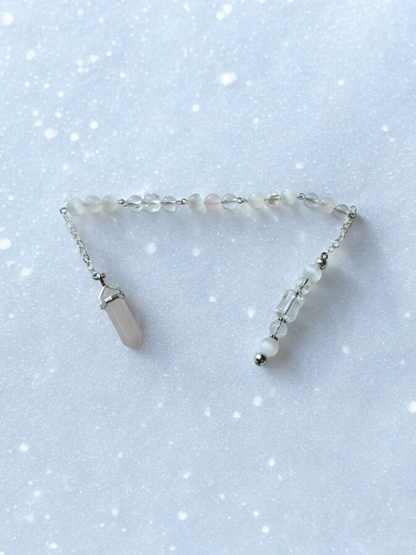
[
  {"left": 269, "top": 319, "right": 287, "bottom": 338},
  {"left": 334, "top": 204, "right": 349, "bottom": 220},
  {"left": 265, "top": 192, "right": 281, "bottom": 207},
  {"left": 275, "top": 289, "right": 305, "bottom": 323},
  {"left": 222, "top": 193, "right": 237, "bottom": 210},
  {"left": 304, "top": 192, "right": 319, "bottom": 208},
  {"left": 162, "top": 196, "right": 177, "bottom": 212},
  {"left": 294, "top": 277, "right": 311, "bottom": 295},
  {"left": 127, "top": 195, "right": 143, "bottom": 211},
  {"left": 143, "top": 193, "right": 161, "bottom": 212}
]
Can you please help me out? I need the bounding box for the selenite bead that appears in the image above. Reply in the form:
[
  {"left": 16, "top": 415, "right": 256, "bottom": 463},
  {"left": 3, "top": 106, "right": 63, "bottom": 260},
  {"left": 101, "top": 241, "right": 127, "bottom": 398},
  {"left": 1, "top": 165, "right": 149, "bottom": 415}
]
[
  {"left": 259, "top": 337, "right": 279, "bottom": 357},
  {"left": 275, "top": 289, "right": 305, "bottom": 323},
  {"left": 188, "top": 193, "right": 204, "bottom": 211},
  {"left": 102, "top": 195, "right": 119, "bottom": 212},
  {"left": 248, "top": 191, "right": 264, "bottom": 209},
  {"left": 334, "top": 204, "right": 349, "bottom": 220},
  {"left": 222, "top": 193, "right": 237, "bottom": 210},
  {"left": 265, "top": 192, "right": 281, "bottom": 207},
  {"left": 84, "top": 195, "right": 102, "bottom": 214},
  {"left": 127, "top": 195, "right": 143, "bottom": 212},
  {"left": 303, "top": 264, "right": 322, "bottom": 283},
  {"left": 304, "top": 192, "right": 319, "bottom": 208},
  {"left": 269, "top": 319, "right": 287, "bottom": 338},
  {"left": 143, "top": 193, "right": 161, "bottom": 212},
  {"left": 254, "top": 353, "right": 268, "bottom": 367},
  {"left": 280, "top": 188, "right": 297, "bottom": 206},
  {"left": 294, "top": 277, "right": 311, "bottom": 294},
  {"left": 162, "top": 196, "right": 177, "bottom": 212},
  {"left": 318, "top": 196, "right": 335, "bottom": 214},
  {"left": 204, "top": 193, "right": 222, "bottom": 211},
  {"left": 67, "top": 198, "right": 85, "bottom": 216}
]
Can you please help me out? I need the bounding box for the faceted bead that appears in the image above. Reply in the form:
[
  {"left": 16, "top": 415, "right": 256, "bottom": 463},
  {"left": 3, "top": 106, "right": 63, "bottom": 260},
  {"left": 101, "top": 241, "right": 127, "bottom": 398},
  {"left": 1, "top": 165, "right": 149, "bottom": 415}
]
[
  {"left": 269, "top": 319, "right": 287, "bottom": 338},
  {"left": 143, "top": 193, "right": 161, "bottom": 212},
  {"left": 303, "top": 264, "right": 322, "bottom": 283},
  {"left": 248, "top": 191, "right": 264, "bottom": 209},
  {"left": 67, "top": 198, "right": 84, "bottom": 216},
  {"left": 304, "top": 192, "right": 319, "bottom": 208},
  {"left": 334, "top": 204, "right": 349, "bottom": 220},
  {"left": 188, "top": 193, "right": 204, "bottom": 211},
  {"left": 265, "top": 192, "right": 280, "bottom": 207},
  {"left": 294, "top": 277, "right": 311, "bottom": 295},
  {"left": 162, "top": 196, "right": 177, "bottom": 212},
  {"left": 204, "top": 193, "right": 222, "bottom": 211},
  {"left": 222, "top": 193, "right": 237, "bottom": 210},
  {"left": 259, "top": 337, "right": 279, "bottom": 357},
  {"left": 275, "top": 289, "right": 305, "bottom": 323},
  {"left": 84, "top": 195, "right": 102, "bottom": 214},
  {"left": 102, "top": 195, "right": 119, "bottom": 212},
  {"left": 318, "top": 197, "right": 335, "bottom": 214},
  {"left": 127, "top": 195, "right": 143, "bottom": 211},
  {"left": 280, "top": 189, "right": 297, "bottom": 206},
  {"left": 102, "top": 287, "right": 142, "bottom": 350}
]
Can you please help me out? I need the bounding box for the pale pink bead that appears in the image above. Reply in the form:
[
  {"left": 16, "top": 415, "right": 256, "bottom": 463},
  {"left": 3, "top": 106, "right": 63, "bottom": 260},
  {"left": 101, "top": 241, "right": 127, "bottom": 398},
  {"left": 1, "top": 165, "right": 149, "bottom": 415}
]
[{"left": 204, "top": 193, "right": 222, "bottom": 211}]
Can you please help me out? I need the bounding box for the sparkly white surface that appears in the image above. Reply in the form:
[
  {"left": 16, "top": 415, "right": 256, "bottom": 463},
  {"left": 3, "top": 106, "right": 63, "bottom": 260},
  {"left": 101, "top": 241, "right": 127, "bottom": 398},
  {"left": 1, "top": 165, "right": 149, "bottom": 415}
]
[{"left": 1, "top": 1, "right": 416, "bottom": 554}]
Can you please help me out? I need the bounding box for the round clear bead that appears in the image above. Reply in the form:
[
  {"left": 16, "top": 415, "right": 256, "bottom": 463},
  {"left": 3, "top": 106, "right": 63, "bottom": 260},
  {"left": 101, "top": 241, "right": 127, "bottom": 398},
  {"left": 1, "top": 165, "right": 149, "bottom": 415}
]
[
  {"left": 269, "top": 320, "right": 287, "bottom": 338},
  {"left": 127, "top": 195, "right": 143, "bottom": 212},
  {"left": 162, "top": 196, "right": 177, "bottom": 212},
  {"left": 294, "top": 277, "right": 311, "bottom": 294},
  {"left": 334, "top": 204, "right": 349, "bottom": 220},
  {"left": 265, "top": 192, "right": 281, "bottom": 207},
  {"left": 304, "top": 193, "right": 319, "bottom": 208},
  {"left": 222, "top": 193, "right": 237, "bottom": 210},
  {"left": 84, "top": 195, "right": 102, "bottom": 213},
  {"left": 143, "top": 193, "right": 161, "bottom": 212}
]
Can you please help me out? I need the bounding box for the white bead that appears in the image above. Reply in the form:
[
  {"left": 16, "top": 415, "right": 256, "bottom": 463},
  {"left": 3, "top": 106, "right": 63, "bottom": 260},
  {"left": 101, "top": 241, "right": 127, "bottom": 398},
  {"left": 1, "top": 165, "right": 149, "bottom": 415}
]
[
  {"left": 248, "top": 191, "right": 264, "bottom": 209},
  {"left": 318, "top": 197, "right": 335, "bottom": 214},
  {"left": 280, "top": 189, "right": 297, "bottom": 206},
  {"left": 303, "top": 264, "right": 322, "bottom": 283},
  {"left": 188, "top": 193, "right": 204, "bottom": 211},
  {"left": 67, "top": 198, "right": 84, "bottom": 216},
  {"left": 84, "top": 195, "right": 102, "bottom": 214},
  {"left": 102, "top": 195, "right": 118, "bottom": 212},
  {"left": 259, "top": 337, "right": 279, "bottom": 357}
]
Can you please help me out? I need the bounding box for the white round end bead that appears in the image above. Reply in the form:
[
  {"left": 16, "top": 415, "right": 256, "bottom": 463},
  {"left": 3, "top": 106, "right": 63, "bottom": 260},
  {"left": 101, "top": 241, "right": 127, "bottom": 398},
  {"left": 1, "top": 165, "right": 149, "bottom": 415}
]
[
  {"left": 248, "top": 191, "right": 264, "bottom": 209},
  {"left": 188, "top": 193, "right": 204, "bottom": 211},
  {"left": 67, "top": 198, "right": 85, "bottom": 216},
  {"left": 102, "top": 195, "right": 119, "bottom": 212},
  {"left": 303, "top": 264, "right": 322, "bottom": 283},
  {"left": 281, "top": 189, "right": 297, "bottom": 206}
]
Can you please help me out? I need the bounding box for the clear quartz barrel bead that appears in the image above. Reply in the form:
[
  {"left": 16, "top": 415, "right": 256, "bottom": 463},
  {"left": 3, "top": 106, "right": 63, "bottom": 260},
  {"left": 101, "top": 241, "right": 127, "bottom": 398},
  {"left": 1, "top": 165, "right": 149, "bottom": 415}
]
[
  {"left": 127, "top": 195, "right": 143, "bottom": 211},
  {"left": 304, "top": 192, "right": 319, "bottom": 208},
  {"left": 143, "top": 193, "right": 161, "bottom": 212},
  {"left": 294, "top": 277, "right": 311, "bottom": 295},
  {"left": 269, "top": 319, "right": 287, "bottom": 338},
  {"left": 334, "top": 204, "right": 349, "bottom": 220},
  {"left": 275, "top": 289, "right": 305, "bottom": 323},
  {"left": 162, "top": 196, "right": 177, "bottom": 212},
  {"left": 222, "top": 193, "right": 237, "bottom": 210}
]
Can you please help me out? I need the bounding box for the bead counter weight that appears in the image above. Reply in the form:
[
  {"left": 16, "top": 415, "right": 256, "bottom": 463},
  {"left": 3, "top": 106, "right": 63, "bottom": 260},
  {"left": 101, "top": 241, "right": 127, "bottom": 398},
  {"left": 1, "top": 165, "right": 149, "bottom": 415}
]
[{"left": 60, "top": 190, "right": 357, "bottom": 365}]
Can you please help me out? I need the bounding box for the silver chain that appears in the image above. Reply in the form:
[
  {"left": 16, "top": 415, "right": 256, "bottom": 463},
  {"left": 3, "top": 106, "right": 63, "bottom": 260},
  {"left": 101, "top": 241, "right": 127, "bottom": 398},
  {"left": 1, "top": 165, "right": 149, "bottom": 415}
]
[
  {"left": 324, "top": 205, "right": 357, "bottom": 257},
  {"left": 60, "top": 207, "right": 103, "bottom": 281}
]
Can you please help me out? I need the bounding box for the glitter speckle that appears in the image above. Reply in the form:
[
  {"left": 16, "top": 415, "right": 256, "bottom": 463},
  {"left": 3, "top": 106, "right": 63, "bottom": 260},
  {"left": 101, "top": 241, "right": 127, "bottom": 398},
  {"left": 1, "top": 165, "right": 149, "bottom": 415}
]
[
  {"left": 22, "top": 267, "right": 33, "bottom": 277},
  {"left": 262, "top": 525, "right": 270, "bottom": 534},
  {"left": 233, "top": 411, "right": 241, "bottom": 419},
  {"left": 219, "top": 72, "right": 237, "bottom": 86},
  {"left": 45, "top": 128, "right": 58, "bottom": 139},
  {"left": 177, "top": 511, "right": 187, "bottom": 521},
  {"left": 209, "top": 295, "right": 216, "bottom": 303},
  {"left": 408, "top": 401, "right": 416, "bottom": 414},
  {"left": 247, "top": 307, "right": 255, "bottom": 318},
  {"left": 26, "top": 49, "right": 36, "bottom": 60},
  {"left": 192, "top": 104, "right": 200, "bottom": 112},
  {"left": 20, "top": 443, "right": 29, "bottom": 452},
  {"left": 49, "top": 543, "right": 58, "bottom": 550},
  {"left": 253, "top": 396, "right": 263, "bottom": 407},
  {"left": 337, "top": 79, "right": 345, "bottom": 86},
  {"left": 111, "top": 507, "right": 119, "bottom": 517},
  {"left": 0, "top": 238, "right": 11, "bottom": 250},
  {"left": 145, "top": 243, "right": 157, "bottom": 254},
  {"left": 268, "top": 458, "right": 275, "bottom": 467},
  {"left": 382, "top": 125, "right": 389, "bottom": 132},
  {"left": 1, "top": 12, "right": 14, "bottom": 26},
  {"left": 192, "top": 247, "right": 200, "bottom": 257},
  {"left": 70, "top": 132, "right": 79, "bottom": 142},
  {"left": 342, "top": 345, "right": 350, "bottom": 355},
  {"left": 89, "top": 121, "right": 99, "bottom": 129}
]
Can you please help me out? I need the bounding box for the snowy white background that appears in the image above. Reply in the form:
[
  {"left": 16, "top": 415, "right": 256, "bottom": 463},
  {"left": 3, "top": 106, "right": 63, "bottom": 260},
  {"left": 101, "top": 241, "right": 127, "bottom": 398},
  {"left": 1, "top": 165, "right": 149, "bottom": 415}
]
[{"left": 1, "top": 1, "right": 416, "bottom": 554}]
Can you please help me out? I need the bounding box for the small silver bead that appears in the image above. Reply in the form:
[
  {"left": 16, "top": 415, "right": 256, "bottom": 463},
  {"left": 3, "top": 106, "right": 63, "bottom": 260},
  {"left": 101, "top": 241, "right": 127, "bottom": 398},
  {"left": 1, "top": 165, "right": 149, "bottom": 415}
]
[
  {"left": 254, "top": 353, "right": 268, "bottom": 367},
  {"left": 315, "top": 257, "right": 327, "bottom": 270}
]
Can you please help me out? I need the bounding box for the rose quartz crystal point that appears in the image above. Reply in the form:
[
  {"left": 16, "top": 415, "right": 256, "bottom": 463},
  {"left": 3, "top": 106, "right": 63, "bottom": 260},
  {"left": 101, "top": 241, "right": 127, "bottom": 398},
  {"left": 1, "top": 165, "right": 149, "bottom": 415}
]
[{"left": 104, "top": 295, "right": 142, "bottom": 350}]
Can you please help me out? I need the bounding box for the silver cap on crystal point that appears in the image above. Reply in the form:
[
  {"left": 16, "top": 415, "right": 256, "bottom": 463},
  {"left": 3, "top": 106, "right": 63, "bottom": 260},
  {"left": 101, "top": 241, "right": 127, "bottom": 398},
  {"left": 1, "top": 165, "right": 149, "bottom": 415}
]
[
  {"left": 315, "top": 257, "right": 327, "bottom": 269},
  {"left": 254, "top": 353, "right": 268, "bottom": 367}
]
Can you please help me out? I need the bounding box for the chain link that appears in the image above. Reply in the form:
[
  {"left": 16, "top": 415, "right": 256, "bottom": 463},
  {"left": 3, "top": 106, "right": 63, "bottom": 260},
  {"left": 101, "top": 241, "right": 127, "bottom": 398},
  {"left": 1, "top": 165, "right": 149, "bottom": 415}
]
[
  {"left": 60, "top": 207, "right": 101, "bottom": 279},
  {"left": 324, "top": 206, "right": 357, "bottom": 257}
]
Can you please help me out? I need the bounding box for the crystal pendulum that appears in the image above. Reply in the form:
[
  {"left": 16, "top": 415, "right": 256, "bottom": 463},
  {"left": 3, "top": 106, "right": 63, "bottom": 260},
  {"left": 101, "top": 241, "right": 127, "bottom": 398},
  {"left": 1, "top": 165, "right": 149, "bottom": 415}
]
[{"left": 97, "top": 274, "right": 142, "bottom": 350}]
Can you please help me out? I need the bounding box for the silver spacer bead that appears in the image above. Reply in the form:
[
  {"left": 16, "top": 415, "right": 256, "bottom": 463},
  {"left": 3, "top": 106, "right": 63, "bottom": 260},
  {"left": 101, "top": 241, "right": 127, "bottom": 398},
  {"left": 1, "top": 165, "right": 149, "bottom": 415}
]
[
  {"left": 254, "top": 353, "right": 268, "bottom": 367},
  {"left": 315, "top": 257, "right": 327, "bottom": 270}
]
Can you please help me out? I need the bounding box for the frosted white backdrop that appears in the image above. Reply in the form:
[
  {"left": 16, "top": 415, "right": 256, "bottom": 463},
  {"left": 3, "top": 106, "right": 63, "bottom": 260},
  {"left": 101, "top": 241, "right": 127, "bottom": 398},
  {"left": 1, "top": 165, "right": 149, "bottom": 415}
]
[{"left": 1, "top": 1, "right": 416, "bottom": 554}]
